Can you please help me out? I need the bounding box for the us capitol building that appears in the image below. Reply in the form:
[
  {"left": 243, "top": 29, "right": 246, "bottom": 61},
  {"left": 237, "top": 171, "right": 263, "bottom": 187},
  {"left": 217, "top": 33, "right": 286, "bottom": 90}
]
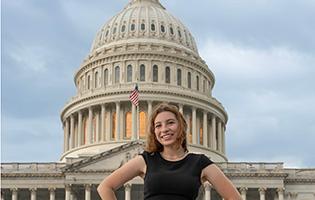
[{"left": 1, "top": 0, "right": 315, "bottom": 199}]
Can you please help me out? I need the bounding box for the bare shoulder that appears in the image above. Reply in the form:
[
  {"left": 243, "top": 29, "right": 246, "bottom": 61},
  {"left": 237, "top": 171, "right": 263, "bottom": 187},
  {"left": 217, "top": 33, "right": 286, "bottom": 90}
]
[{"left": 124, "top": 155, "right": 146, "bottom": 176}]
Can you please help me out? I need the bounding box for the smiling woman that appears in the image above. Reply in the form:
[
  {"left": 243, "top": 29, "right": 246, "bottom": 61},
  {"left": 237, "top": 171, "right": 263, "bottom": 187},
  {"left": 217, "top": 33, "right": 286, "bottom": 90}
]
[{"left": 97, "top": 103, "right": 242, "bottom": 200}]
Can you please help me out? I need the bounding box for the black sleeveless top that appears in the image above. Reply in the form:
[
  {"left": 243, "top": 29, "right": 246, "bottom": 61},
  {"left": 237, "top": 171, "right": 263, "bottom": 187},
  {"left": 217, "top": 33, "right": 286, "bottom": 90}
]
[{"left": 140, "top": 151, "right": 213, "bottom": 200}]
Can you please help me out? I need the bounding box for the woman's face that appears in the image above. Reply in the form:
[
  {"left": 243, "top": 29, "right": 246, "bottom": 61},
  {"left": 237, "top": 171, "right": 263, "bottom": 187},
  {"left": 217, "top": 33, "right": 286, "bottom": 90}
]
[{"left": 154, "top": 111, "right": 180, "bottom": 147}]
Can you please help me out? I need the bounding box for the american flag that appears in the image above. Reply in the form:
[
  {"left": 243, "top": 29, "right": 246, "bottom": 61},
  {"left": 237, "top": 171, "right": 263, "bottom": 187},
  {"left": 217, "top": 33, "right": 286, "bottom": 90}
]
[{"left": 129, "top": 84, "right": 139, "bottom": 106}]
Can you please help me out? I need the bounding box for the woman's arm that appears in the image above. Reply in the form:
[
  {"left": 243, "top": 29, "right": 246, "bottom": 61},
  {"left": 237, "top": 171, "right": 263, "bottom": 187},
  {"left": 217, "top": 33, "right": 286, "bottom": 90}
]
[
  {"left": 201, "top": 164, "right": 241, "bottom": 200},
  {"left": 97, "top": 155, "right": 146, "bottom": 200}
]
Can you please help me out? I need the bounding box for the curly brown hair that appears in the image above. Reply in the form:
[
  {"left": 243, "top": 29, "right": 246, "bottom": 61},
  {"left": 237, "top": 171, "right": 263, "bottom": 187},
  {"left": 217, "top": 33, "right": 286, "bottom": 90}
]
[{"left": 145, "top": 103, "right": 188, "bottom": 153}]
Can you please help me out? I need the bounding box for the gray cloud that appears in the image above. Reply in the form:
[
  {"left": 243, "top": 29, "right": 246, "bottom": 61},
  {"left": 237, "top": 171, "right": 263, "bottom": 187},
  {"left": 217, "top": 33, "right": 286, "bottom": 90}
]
[{"left": 2, "top": 0, "right": 314, "bottom": 167}]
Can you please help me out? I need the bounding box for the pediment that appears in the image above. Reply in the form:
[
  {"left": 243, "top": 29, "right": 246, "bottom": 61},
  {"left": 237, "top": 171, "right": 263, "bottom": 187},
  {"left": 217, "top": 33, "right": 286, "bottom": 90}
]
[{"left": 62, "top": 141, "right": 144, "bottom": 172}]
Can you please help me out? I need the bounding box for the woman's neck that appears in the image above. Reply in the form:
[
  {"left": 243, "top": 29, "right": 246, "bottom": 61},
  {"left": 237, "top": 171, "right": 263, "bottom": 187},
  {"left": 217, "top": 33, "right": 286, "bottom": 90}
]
[{"left": 161, "top": 147, "right": 186, "bottom": 160}]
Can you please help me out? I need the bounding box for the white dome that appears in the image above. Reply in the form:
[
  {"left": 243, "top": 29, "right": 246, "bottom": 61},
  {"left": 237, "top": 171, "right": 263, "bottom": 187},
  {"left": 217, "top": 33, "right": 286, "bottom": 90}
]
[{"left": 90, "top": 0, "right": 199, "bottom": 55}]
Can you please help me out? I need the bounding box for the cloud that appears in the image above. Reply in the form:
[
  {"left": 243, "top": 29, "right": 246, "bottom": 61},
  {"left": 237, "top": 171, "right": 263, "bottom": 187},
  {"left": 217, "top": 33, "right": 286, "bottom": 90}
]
[{"left": 198, "top": 38, "right": 315, "bottom": 167}]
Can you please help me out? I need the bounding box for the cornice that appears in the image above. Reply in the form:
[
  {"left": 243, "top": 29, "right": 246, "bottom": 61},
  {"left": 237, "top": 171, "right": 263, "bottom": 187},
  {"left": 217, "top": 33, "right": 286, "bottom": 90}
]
[
  {"left": 1, "top": 173, "right": 64, "bottom": 178},
  {"left": 227, "top": 172, "right": 288, "bottom": 178},
  {"left": 284, "top": 178, "right": 315, "bottom": 184}
]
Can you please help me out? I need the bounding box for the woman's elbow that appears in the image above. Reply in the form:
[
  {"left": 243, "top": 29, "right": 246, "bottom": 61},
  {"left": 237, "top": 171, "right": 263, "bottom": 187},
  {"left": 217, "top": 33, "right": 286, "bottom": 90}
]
[{"left": 97, "top": 181, "right": 115, "bottom": 199}]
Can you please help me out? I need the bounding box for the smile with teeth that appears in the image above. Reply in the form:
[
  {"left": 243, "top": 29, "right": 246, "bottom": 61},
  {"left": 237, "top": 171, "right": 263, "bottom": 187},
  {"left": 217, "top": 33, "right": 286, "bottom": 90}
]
[{"left": 161, "top": 133, "right": 174, "bottom": 139}]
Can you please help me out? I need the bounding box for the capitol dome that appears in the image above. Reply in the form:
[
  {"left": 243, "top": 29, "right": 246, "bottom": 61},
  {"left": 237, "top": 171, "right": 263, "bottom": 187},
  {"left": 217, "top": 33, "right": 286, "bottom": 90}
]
[
  {"left": 60, "top": 0, "right": 228, "bottom": 162},
  {"left": 90, "top": 0, "right": 198, "bottom": 55}
]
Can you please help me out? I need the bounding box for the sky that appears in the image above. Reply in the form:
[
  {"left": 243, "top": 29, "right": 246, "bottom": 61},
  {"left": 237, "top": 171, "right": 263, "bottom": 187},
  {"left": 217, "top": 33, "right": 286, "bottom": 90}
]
[{"left": 1, "top": 0, "right": 315, "bottom": 168}]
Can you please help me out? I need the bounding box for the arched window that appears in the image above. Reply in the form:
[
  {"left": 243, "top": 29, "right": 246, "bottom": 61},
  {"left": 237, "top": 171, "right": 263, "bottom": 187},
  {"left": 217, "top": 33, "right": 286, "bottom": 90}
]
[
  {"left": 170, "top": 26, "right": 174, "bottom": 35},
  {"left": 112, "top": 112, "right": 116, "bottom": 139},
  {"left": 151, "top": 23, "right": 156, "bottom": 31},
  {"left": 153, "top": 65, "right": 158, "bottom": 82},
  {"left": 141, "top": 23, "right": 145, "bottom": 31},
  {"left": 131, "top": 23, "right": 135, "bottom": 31},
  {"left": 178, "top": 29, "right": 182, "bottom": 38},
  {"left": 105, "top": 30, "right": 109, "bottom": 37},
  {"left": 161, "top": 25, "right": 165, "bottom": 33},
  {"left": 188, "top": 115, "right": 192, "bottom": 143},
  {"left": 165, "top": 66, "right": 170, "bottom": 83},
  {"left": 94, "top": 71, "right": 99, "bottom": 88},
  {"left": 121, "top": 25, "right": 126, "bottom": 32},
  {"left": 125, "top": 112, "right": 132, "bottom": 139},
  {"left": 196, "top": 75, "right": 199, "bottom": 91},
  {"left": 203, "top": 79, "right": 206, "bottom": 93},
  {"left": 127, "top": 65, "right": 132, "bottom": 82},
  {"left": 140, "top": 64, "right": 145, "bottom": 81},
  {"left": 115, "top": 66, "right": 120, "bottom": 83},
  {"left": 177, "top": 69, "right": 182, "bottom": 86},
  {"left": 140, "top": 111, "right": 147, "bottom": 139},
  {"left": 199, "top": 127, "right": 203, "bottom": 145},
  {"left": 104, "top": 69, "right": 108, "bottom": 86},
  {"left": 87, "top": 75, "right": 91, "bottom": 90},
  {"left": 187, "top": 72, "right": 191, "bottom": 89}
]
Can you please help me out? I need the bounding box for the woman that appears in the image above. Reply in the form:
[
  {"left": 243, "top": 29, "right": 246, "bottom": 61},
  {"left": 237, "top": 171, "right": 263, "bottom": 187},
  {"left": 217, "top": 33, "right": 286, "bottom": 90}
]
[{"left": 97, "top": 103, "right": 241, "bottom": 200}]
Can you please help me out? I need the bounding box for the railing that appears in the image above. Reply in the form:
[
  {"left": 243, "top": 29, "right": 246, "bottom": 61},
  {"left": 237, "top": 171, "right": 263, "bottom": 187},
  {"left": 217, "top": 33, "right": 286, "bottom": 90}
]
[
  {"left": 1, "top": 162, "right": 66, "bottom": 173},
  {"left": 216, "top": 162, "right": 284, "bottom": 173}
]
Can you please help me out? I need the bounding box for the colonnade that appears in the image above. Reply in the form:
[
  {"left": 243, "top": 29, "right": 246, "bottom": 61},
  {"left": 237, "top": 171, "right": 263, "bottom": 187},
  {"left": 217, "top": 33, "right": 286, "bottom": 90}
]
[
  {"left": 238, "top": 187, "right": 285, "bottom": 200},
  {"left": 63, "top": 101, "right": 226, "bottom": 154},
  {"left": 4, "top": 187, "right": 58, "bottom": 200},
  {"left": 2, "top": 184, "right": 288, "bottom": 200}
]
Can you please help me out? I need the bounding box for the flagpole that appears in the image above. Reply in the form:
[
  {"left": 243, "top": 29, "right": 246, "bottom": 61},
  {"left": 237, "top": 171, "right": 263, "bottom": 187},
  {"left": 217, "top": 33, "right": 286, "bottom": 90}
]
[
  {"left": 137, "top": 101, "right": 140, "bottom": 140},
  {"left": 136, "top": 78, "right": 140, "bottom": 140}
]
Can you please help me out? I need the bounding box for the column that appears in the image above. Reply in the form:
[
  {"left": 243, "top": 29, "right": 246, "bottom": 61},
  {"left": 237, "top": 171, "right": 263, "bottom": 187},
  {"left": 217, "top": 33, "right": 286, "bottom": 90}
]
[
  {"left": 148, "top": 101, "right": 152, "bottom": 119},
  {"left": 192, "top": 107, "right": 197, "bottom": 144},
  {"left": 240, "top": 187, "right": 247, "bottom": 200},
  {"left": 65, "top": 185, "right": 71, "bottom": 200},
  {"left": 96, "top": 111, "right": 100, "bottom": 142},
  {"left": 217, "top": 120, "right": 222, "bottom": 151},
  {"left": 11, "top": 188, "right": 18, "bottom": 200},
  {"left": 49, "top": 188, "right": 55, "bottom": 200},
  {"left": 70, "top": 115, "right": 75, "bottom": 148},
  {"left": 101, "top": 104, "right": 106, "bottom": 141},
  {"left": 85, "top": 184, "right": 91, "bottom": 200},
  {"left": 211, "top": 115, "right": 216, "bottom": 150},
  {"left": 204, "top": 182, "right": 211, "bottom": 200},
  {"left": 65, "top": 119, "right": 70, "bottom": 151},
  {"left": 30, "top": 188, "right": 36, "bottom": 200},
  {"left": 179, "top": 104, "right": 183, "bottom": 114},
  {"left": 109, "top": 109, "right": 113, "bottom": 140},
  {"left": 124, "top": 184, "right": 131, "bottom": 200},
  {"left": 203, "top": 111, "right": 208, "bottom": 148},
  {"left": 259, "top": 188, "right": 266, "bottom": 200},
  {"left": 277, "top": 188, "right": 284, "bottom": 200},
  {"left": 132, "top": 104, "right": 136, "bottom": 140},
  {"left": 222, "top": 125, "right": 226, "bottom": 154},
  {"left": 88, "top": 107, "right": 93, "bottom": 144},
  {"left": 78, "top": 111, "right": 82, "bottom": 146},
  {"left": 116, "top": 102, "right": 121, "bottom": 140}
]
